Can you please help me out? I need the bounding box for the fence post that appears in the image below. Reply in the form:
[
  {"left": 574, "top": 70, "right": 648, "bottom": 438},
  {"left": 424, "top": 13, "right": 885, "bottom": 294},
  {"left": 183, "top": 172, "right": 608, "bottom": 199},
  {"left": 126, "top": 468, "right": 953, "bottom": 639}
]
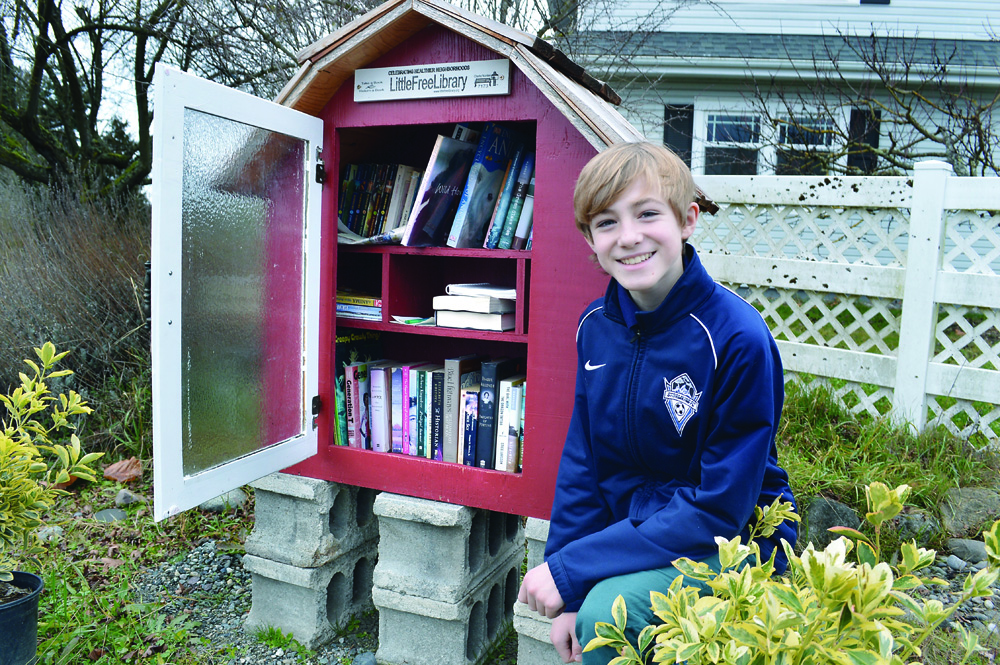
[{"left": 892, "top": 160, "right": 953, "bottom": 429}]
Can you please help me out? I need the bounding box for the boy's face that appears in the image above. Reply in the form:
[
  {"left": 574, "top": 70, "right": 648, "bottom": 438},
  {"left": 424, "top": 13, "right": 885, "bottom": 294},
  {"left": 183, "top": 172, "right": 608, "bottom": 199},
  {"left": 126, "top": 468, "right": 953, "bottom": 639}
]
[{"left": 586, "top": 179, "right": 698, "bottom": 312}]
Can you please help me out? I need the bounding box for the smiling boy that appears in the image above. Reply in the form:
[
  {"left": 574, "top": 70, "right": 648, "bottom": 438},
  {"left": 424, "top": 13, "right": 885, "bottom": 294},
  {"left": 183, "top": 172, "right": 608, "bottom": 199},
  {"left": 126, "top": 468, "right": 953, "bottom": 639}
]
[{"left": 517, "top": 142, "right": 797, "bottom": 663}]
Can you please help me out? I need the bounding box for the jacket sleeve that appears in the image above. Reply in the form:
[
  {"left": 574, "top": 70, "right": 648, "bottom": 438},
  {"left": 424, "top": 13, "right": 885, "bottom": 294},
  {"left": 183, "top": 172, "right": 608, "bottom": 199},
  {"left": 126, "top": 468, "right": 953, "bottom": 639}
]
[
  {"left": 543, "top": 335, "right": 614, "bottom": 613},
  {"left": 545, "top": 325, "right": 781, "bottom": 610}
]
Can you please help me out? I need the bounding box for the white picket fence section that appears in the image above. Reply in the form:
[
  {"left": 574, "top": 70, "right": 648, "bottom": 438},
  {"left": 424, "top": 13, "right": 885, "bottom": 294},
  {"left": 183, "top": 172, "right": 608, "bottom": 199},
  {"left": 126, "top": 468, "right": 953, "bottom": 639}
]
[{"left": 695, "top": 161, "right": 1000, "bottom": 444}]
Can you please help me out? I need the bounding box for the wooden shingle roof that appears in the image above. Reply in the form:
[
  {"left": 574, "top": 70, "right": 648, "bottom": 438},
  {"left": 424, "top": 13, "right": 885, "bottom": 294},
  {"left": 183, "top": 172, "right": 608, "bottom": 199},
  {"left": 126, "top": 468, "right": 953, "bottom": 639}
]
[{"left": 274, "top": 0, "right": 644, "bottom": 149}]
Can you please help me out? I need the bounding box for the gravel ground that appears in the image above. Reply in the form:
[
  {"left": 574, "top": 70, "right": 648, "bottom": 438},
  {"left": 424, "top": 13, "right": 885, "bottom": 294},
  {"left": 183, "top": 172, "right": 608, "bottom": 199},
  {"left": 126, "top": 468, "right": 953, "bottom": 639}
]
[
  {"left": 133, "top": 540, "right": 517, "bottom": 665},
  {"left": 133, "top": 540, "right": 380, "bottom": 664},
  {"left": 133, "top": 541, "right": 1000, "bottom": 664}
]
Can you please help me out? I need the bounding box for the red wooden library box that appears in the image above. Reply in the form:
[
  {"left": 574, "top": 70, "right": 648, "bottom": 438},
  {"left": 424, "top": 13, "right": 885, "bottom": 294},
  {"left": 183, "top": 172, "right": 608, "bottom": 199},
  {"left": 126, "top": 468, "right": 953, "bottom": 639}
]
[{"left": 150, "top": 0, "right": 643, "bottom": 521}]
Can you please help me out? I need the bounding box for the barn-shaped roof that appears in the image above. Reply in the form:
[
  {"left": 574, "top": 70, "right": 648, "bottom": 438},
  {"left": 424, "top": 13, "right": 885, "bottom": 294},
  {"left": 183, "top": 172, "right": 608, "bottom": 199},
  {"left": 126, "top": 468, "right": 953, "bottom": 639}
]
[{"left": 274, "top": 0, "right": 644, "bottom": 149}]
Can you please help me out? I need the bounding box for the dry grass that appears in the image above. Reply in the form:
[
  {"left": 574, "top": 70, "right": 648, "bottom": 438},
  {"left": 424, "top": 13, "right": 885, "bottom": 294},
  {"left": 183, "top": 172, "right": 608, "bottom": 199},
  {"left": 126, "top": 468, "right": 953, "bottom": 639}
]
[{"left": 0, "top": 172, "right": 150, "bottom": 399}]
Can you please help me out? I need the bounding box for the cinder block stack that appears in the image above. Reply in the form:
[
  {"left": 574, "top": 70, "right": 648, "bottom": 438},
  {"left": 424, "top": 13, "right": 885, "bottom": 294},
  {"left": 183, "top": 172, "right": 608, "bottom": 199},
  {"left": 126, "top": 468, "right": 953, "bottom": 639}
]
[
  {"left": 372, "top": 493, "right": 524, "bottom": 665},
  {"left": 513, "top": 518, "right": 564, "bottom": 665},
  {"left": 243, "top": 473, "right": 380, "bottom": 649}
]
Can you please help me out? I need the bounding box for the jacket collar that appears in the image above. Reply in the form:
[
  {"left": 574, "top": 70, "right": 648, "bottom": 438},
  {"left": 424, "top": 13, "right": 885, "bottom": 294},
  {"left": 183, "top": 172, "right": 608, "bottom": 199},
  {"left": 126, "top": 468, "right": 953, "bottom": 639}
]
[{"left": 603, "top": 244, "right": 715, "bottom": 332}]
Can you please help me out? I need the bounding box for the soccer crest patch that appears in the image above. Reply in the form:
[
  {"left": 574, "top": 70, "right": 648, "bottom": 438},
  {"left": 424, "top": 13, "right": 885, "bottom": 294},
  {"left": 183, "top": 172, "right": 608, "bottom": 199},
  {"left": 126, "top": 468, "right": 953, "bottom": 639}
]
[{"left": 663, "top": 373, "right": 701, "bottom": 435}]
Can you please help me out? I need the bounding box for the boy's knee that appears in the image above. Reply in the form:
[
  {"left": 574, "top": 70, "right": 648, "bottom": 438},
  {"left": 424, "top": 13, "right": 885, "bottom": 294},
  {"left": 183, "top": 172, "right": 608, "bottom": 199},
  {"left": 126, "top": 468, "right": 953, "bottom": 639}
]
[{"left": 576, "top": 577, "right": 651, "bottom": 643}]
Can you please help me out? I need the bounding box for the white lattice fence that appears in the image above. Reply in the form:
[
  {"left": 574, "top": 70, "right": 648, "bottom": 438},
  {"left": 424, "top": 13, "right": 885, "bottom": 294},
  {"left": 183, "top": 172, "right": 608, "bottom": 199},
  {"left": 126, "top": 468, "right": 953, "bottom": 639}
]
[{"left": 695, "top": 163, "right": 1000, "bottom": 444}]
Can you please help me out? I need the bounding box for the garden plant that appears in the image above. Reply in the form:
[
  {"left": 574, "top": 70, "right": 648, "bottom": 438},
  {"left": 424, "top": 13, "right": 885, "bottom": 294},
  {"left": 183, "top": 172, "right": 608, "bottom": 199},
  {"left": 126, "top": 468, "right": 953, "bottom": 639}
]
[{"left": 586, "top": 482, "right": 1000, "bottom": 665}]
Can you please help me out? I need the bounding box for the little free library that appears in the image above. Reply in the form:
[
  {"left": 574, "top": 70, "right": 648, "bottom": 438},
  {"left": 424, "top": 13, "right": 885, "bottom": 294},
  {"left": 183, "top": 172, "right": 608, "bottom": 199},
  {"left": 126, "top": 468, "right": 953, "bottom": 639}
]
[{"left": 150, "top": 0, "right": 645, "bottom": 525}]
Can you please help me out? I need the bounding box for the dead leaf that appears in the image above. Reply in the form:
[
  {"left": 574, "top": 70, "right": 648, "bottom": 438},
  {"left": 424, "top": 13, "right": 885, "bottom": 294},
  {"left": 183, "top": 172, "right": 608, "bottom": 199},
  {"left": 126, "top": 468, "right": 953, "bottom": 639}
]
[
  {"left": 52, "top": 474, "right": 78, "bottom": 490},
  {"left": 103, "top": 457, "right": 142, "bottom": 483}
]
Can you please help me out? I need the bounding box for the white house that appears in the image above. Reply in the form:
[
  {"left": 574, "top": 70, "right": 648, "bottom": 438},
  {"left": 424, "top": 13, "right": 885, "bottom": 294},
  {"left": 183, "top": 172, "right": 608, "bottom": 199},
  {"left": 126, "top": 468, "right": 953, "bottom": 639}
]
[{"left": 559, "top": 0, "right": 1000, "bottom": 176}]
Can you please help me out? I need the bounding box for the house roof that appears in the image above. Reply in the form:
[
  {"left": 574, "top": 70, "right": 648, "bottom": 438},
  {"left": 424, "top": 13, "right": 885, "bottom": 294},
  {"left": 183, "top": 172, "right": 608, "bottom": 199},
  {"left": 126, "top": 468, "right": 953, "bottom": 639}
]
[
  {"left": 575, "top": 32, "right": 1000, "bottom": 78},
  {"left": 274, "top": 0, "right": 645, "bottom": 149}
]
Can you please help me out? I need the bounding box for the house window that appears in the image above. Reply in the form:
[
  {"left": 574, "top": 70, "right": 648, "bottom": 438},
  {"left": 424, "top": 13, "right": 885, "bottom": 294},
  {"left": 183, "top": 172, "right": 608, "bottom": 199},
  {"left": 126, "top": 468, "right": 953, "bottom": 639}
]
[
  {"left": 664, "top": 105, "right": 694, "bottom": 166},
  {"left": 775, "top": 117, "right": 836, "bottom": 175},
  {"left": 704, "top": 114, "right": 761, "bottom": 175}
]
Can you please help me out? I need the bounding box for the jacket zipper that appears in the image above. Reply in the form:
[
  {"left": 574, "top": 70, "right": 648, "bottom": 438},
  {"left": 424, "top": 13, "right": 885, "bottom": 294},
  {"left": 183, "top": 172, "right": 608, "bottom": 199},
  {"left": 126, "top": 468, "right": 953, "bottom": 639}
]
[{"left": 625, "top": 328, "right": 644, "bottom": 461}]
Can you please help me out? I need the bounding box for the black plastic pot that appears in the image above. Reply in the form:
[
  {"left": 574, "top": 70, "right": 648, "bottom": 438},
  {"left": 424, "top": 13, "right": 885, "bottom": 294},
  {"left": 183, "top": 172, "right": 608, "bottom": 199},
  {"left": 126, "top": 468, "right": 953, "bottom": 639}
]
[{"left": 0, "top": 571, "right": 44, "bottom": 665}]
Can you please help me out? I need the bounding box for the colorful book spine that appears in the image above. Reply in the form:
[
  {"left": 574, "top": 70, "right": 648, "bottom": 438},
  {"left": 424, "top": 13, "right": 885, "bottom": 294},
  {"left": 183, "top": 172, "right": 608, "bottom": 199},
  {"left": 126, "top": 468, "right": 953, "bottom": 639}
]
[
  {"left": 430, "top": 369, "right": 445, "bottom": 460},
  {"left": 416, "top": 368, "right": 427, "bottom": 458},
  {"left": 461, "top": 387, "right": 479, "bottom": 466},
  {"left": 505, "top": 384, "right": 524, "bottom": 472},
  {"left": 497, "top": 154, "right": 535, "bottom": 250},
  {"left": 475, "top": 358, "right": 522, "bottom": 469},
  {"left": 518, "top": 382, "right": 527, "bottom": 472},
  {"left": 511, "top": 179, "right": 535, "bottom": 250},
  {"left": 337, "top": 292, "right": 383, "bottom": 307},
  {"left": 391, "top": 365, "right": 404, "bottom": 454},
  {"left": 369, "top": 363, "right": 392, "bottom": 453},
  {"left": 483, "top": 146, "right": 525, "bottom": 249},
  {"left": 494, "top": 374, "right": 526, "bottom": 470}
]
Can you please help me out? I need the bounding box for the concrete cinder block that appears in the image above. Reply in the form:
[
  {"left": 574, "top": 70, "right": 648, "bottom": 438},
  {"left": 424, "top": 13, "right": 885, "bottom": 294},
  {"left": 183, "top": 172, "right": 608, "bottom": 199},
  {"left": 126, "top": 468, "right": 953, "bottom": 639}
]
[
  {"left": 246, "top": 473, "right": 379, "bottom": 568},
  {"left": 524, "top": 517, "right": 549, "bottom": 572},
  {"left": 374, "top": 556, "right": 521, "bottom": 665},
  {"left": 243, "top": 540, "right": 377, "bottom": 649},
  {"left": 374, "top": 493, "right": 524, "bottom": 603}
]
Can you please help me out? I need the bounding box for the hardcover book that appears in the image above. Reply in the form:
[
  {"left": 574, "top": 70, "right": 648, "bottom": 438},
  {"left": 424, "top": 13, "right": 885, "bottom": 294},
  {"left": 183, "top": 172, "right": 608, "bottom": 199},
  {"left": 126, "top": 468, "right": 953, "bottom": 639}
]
[
  {"left": 390, "top": 365, "right": 405, "bottom": 454},
  {"left": 447, "top": 122, "right": 522, "bottom": 248},
  {"left": 483, "top": 145, "right": 525, "bottom": 249},
  {"left": 432, "top": 295, "right": 515, "bottom": 314},
  {"left": 401, "top": 135, "right": 477, "bottom": 247},
  {"left": 476, "top": 357, "right": 525, "bottom": 468},
  {"left": 368, "top": 360, "right": 397, "bottom": 453},
  {"left": 494, "top": 374, "right": 526, "bottom": 471},
  {"left": 461, "top": 385, "right": 480, "bottom": 466},
  {"left": 511, "top": 178, "right": 535, "bottom": 250},
  {"left": 429, "top": 367, "right": 446, "bottom": 460},
  {"left": 435, "top": 309, "right": 515, "bottom": 332},
  {"left": 443, "top": 354, "right": 483, "bottom": 463},
  {"left": 497, "top": 153, "right": 535, "bottom": 250}
]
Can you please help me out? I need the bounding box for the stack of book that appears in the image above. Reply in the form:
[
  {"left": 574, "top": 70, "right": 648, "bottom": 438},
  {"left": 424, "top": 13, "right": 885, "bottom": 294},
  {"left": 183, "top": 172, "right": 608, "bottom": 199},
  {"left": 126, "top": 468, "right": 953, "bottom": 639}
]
[
  {"left": 433, "top": 283, "right": 516, "bottom": 332},
  {"left": 398, "top": 121, "right": 536, "bottom": 249},
  {"left": 336, "top": 290, "right": 382, "bottom": 321},
  {"left": 332, "top": 347, "right": 528, "bottom": 473},
  {"left": 338, "top": 163, "right": 424, "bottom": 238}
]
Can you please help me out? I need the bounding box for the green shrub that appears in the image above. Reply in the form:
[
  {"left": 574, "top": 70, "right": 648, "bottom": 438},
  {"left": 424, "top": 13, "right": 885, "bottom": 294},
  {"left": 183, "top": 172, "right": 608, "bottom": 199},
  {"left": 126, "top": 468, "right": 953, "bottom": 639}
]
[
  {"left": 0, "top": 343, "right": 104, "bottom": 580},
  {"left": 588, "top": 483, "right": 1000, "bottom": 665}
]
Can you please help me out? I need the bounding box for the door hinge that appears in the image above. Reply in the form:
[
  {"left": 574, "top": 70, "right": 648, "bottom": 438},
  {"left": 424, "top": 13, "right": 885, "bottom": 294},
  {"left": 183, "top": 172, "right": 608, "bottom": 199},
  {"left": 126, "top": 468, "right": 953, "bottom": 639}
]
[
  {"left": 315, "top": 152, "right": 327, "bottom": 184},
  {"left": 312, "top": 396, "right": 322, "bottom": 416}
]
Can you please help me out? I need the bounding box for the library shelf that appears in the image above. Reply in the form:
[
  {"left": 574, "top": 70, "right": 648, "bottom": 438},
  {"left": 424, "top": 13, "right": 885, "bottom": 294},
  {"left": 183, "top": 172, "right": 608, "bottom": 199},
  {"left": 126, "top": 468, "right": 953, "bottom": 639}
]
[{"left": 336, "top": 317, "right": 529, "bottom": 342}]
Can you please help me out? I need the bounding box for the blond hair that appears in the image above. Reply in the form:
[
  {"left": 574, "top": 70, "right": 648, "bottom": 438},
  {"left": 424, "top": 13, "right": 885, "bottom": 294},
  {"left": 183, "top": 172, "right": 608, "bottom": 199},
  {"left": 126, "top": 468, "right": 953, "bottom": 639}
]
[{"left": 573, "top": 142, "right": 695, "bottom": 239}]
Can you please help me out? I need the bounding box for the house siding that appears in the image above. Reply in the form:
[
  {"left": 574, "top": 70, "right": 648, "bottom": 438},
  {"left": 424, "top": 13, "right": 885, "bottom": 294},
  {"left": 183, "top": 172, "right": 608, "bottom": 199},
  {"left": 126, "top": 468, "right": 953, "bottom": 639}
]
[{"left": 581, "top": 0, "right": 999, "bottom": 40}]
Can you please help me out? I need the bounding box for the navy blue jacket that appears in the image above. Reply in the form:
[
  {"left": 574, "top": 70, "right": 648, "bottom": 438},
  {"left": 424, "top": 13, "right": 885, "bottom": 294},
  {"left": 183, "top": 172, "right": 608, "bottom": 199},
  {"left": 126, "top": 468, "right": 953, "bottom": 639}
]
[{"left": 544, "top": 245, "right": 797, "bottom": 612}]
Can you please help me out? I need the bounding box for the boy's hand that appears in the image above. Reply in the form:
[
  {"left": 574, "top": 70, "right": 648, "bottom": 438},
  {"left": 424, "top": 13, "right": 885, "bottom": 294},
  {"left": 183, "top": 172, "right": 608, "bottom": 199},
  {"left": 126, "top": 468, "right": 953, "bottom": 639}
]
[
  {"left": 518, "top": 562, "right": 565, "bottom": 618},
  {"left": 551, "top": 612, "right": 581, "bottom": 663}
]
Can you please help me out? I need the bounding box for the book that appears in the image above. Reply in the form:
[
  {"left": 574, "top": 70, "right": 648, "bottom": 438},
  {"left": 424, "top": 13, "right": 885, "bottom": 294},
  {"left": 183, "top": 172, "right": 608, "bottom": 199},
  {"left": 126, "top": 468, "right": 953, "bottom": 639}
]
[
  {"left": 494, "top": 374, "right": 526, "bottom": 471},
  {"left": 444, "top": 283, "right": 517, "bottom": 299},
  {"left": 504, "top": 384, "right": 524, "bottom": 472},
  {"left": 483, "top": 145, "right": 526, "bottom": 249},
  {"left": 497, "top": 153, "right": 535, "bottom": 250},
  {"left": 401, "top": 135, "right": 477, "bottom": 247},
  {"left": 398, "top": 169, "right": 422, "bottom": 233},
  {"left": 511, "top": 178, "right": 535, "bottom": 250},
  {"left": 337, "top": 303, "right": 382, "bottom": 318},
  {"left": 334, "top": 330, "right": 383, "bottom": 449},
  {"left": 518, "top": 382, "right": 527, "bottom": 472},
  {"left": 390, "top": 365, "right": 405, "bottom": 453},
  {"left": 345, "top": 360, "right": 379, "bottom": 448},
  {"left": 402, "top": 362, "right": 433, "bottom": 456},
  {"left": 443, "top": 354, "right": 483, "bottom": 463},
  {"left": 337, "top": 290, "right": 383, "bottom": 307},
  {"left": 415, "top": 364, "right": 441, "bottom": 458},
  {"left": 435, "top": 309, "right": 515, "bottom": 332},
  {"left": 368, "top": 360, "right": 396, "bottom": 453},
  {"left": 384, "top": 165, "right": 414, "bottom": 232},
  {"left": 429, "top": 367, "right": 446, "bottom": 460},
  {"left": 447, "top": 122, "right": 522, "bottom": 248},
  {"left": 461, "top": 385, "right": 480, "bottom": 466},
  {"left": 476, "top": 357, "right": 524, "bottom": 469},
  {"left": 432, "top": 295, "right": 515, "bottom": 314},
  {"left": 452, "top": 122, "right": 481, "bottom": 144},
  {"left": 332, "top": 385, "right": 346, "bottom": 446}
]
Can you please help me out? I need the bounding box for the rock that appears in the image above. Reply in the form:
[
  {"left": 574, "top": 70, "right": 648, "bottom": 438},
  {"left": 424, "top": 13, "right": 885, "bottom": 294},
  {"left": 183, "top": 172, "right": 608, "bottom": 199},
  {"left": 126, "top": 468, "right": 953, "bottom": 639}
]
[
  {"left": 199, "top": 489, "right": 248, "bottom": 513},
  {"left": 36, "top": 525, "right": 64, "bottom": 542},
  {"left": 352, "top": 653, "right": 377, "bottom": 665},
  {"left": 946, "top": 554, "right": 967, "bottom": 571},
  {"left": 891, "top": 508, "right": 940, "bottom": 547},
  {"left": 94, "top": 508, "right": 128, "bottom": 522},
  {"left": 948, "top": 538, "right": 988, "bottom": 563},
  {"left": 804, "top": 497, "right": 860, "bottom": 550},
  {"left": 940, "top": 487, "right": 1000, "bottom": 538},
  {"left": 115, "top": 488, "right": 147, "bottom": 507}
]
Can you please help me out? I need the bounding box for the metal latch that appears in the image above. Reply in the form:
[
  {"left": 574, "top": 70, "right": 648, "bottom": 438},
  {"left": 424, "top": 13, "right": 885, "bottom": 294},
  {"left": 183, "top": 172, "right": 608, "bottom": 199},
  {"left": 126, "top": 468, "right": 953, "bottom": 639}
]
[
  {"left": 315, "top": 150, "right": 327, "bottom": 184},
  {"left": 312, "top": 396, "right": 322, "bottom": 416}
]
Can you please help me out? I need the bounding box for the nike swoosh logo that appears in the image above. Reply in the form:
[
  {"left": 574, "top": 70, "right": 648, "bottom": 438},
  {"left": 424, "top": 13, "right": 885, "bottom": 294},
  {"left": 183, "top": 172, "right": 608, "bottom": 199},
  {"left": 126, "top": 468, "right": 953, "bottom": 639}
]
[{"left": 585, "top": 360, "right": 606, "bottom": 371}]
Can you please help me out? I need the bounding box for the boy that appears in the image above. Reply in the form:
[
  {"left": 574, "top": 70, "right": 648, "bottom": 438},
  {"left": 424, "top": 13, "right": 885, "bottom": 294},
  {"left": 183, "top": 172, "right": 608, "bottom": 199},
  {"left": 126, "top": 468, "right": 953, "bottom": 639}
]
[{"left": 517, "top": 142, "right": 797, "bottom": 664}]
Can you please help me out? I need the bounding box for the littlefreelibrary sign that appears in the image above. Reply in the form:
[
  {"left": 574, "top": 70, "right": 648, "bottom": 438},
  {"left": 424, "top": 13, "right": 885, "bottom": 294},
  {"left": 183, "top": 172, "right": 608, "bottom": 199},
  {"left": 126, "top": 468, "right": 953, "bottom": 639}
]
[{"left": 354, "top": 59, "right": 510, "bottom": 102}]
